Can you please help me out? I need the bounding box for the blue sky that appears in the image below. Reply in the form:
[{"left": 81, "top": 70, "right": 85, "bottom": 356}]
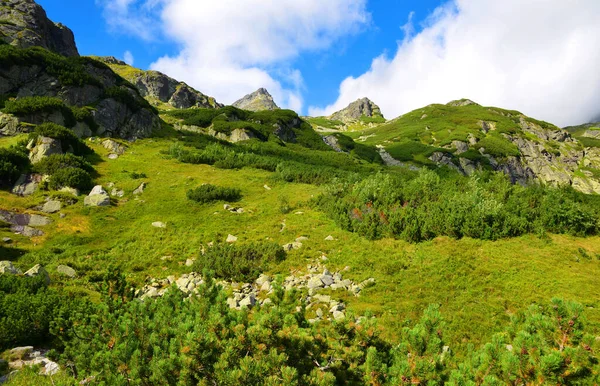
[{"left": 37, "top": 0, "right": 600, "bottom": 126}]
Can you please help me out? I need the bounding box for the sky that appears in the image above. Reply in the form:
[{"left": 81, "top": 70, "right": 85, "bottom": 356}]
[{"left": 38, "top": 0, "right": 600, "bottom": 126}]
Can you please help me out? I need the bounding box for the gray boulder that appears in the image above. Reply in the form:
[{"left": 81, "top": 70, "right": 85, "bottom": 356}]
[
  {"left": 84, "top": 185, "right": 110, "bottom": 207},
  {"left": 0, "top": 261, "right": 22, "bottom": 275},
  {"left": 56, "top": 264, "right": 77, "bottom": 278},
  {"left": 41, "top": 200, "right": 62, "bottom": 214},
  {"left": 24, "top": 264, "right": 50, "bottom": 285},
  {"left": 28, "top": 136, "right": 62, "bottom": 164},
  {"left": 12, "top": 174, "right": 44, "bottom": 196},
  {"left": 102, "top": 139, "right": 127, "bottom": 155}
]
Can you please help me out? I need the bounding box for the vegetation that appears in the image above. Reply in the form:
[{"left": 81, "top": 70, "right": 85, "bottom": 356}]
[
  {"left": 0, "top": 146, "right": 28, "bottom": 187},
  {"left": 30, "top": 123, "right": 91, "bottom": 155},
  {"left": 187, "top": 184, "right": 242, "bottom": 204},
  {"left": 193, "top": 243, "right": 285, "bottom": 281},
  {"left": 3, "top": 97, "right": 77, "bottom": 127}
]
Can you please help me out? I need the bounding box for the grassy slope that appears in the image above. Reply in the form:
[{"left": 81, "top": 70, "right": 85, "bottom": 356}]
[
  {"left": 565, "top": 123, "right": 600, "bottom": 148},
  {"left": 1, "top": 136, "right": 599, "bottom": 357}
]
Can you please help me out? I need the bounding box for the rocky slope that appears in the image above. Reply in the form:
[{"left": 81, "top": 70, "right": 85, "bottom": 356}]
[
  {"left": 97, "top": 57, "right": 222, "bottom": 110},
  {"left": 0, "top": 0, "right": 78, "bottom": 57},
  {"left": 232, "top": 88, "right": 279, "bottom": 111},
  {"left": 329, "top": 97, "right": 384, "bottom": 123},
  {"left": 351, "top": 100, "right": 600, "bottom": 194}
]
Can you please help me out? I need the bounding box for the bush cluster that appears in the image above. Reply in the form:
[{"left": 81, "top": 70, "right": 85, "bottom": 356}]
[
  {"left": 193, "top": 242, "right": 285, "bottom": 282},
  {"left": 31, "top": 123, "right": 91, "bottom": 155},
  {"left": 0, "top": 146, "right": 29, "bottom": 187},
  {"left": 317, "top": 170, "right": 600, "bottom": 242},
  {"left": 3, "top": 96, "right": 77, "bottom": 127},
  {"left": 187, "top": 184, "right": 242, "bottom": 204}
]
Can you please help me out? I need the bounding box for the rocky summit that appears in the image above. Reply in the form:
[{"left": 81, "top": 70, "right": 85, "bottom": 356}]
[
  {"left": 232, "top": 88, "right": 279, "bottom": 111},
  {"left": 329, "top": 97, "right": 384, "bottom": 123},
  {"left": 0, "top": 0, "right": 78, "bottom": 57}
]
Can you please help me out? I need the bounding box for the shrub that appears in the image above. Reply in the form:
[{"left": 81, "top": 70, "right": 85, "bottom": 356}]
[
  {"left": 0, "top": 147, "right": 29, "bottom": 187},
  {"left": 48, "top": 167, "right": 93, "bottom": 191},
  {"left": 129, "top": 172, "right": 147, "bottom": 179},
  {"left": 193, "top": 242, "right": 285, "bottom": 282},
  {"left": 104, "top": 86, "right": 157, "bottom": 113},
  {"left": 33, "top": 153, "right": 93, "bottom": 176},
  {"left": 187, "top": 184, "right": 242, "bottom": 204}
]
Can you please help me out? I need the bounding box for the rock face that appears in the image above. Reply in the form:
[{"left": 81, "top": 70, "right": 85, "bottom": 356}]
[
  {"left": 233, "top": 88, "right": 279, "bottom": 111},
  {"left": 0, "top": 0, "right": 79, "bottom": 57},
  {"left": 329, "top": 98, "right": 384, "bottom": 123},
  {"left": 97, "top": 57, "right": 222, "bottom": 110},
  {"left": 28, "top": 136, "right": 61, "bottom": 163}
]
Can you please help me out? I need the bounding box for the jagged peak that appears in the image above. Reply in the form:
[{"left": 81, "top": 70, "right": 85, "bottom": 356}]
[
  {"left": 232, "top": 88, "right": 279, "bottom": 112},
  {"left": 329, "top": 97, "right": 384, "bottom": 123},
  {"left": 446, "top": 98, "right": 480, "bottom": 107}
]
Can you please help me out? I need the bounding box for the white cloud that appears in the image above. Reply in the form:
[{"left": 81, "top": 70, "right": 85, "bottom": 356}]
[
  {"left": 123, "top": 50, "right": 134, "bottom": 66},
  {"left": 98, "top": 0, "right": 369, "bottom": 112},
  {"left": 310, "top": 0, "right": 600, "bottom": 126}
]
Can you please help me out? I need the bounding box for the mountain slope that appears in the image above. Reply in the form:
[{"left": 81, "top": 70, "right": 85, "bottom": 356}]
[
  {"left": 307, "top": 97, "right": 386, "bottom": 132},
  {"left": 347, "top": 100, "right": 600, "bottom": 193},
  {"left": 0, "top": 0, "right": 78, "bottom": 57},
  {"left": 97, "top": 57, "right": 222, "bottom": 110},
  {"left": 232, "top": 88, "right": 279, "bottom": 111},
  {"left": 564, "top": 121, "right": 600, "bottom": 148}
]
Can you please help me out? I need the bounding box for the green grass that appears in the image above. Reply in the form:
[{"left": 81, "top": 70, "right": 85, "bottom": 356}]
[{"left": 305, "top": 116, "right": 344, "bottom": 130}]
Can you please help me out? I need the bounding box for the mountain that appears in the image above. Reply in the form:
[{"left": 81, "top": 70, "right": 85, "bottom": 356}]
[
  {"left": 96, "top": 57, "right": 222, "bottom": 110},
  {"left": 0, "top": 0, "right": 78, "bottom": 57},
  {"left": 329, "top": 97, "right": 384, "bottom": 123},
  {"left": 347, "top": 100, "right": 600, "bottom": 194},
  {"left": 564, "top": 121, "right": 600, "bottom": 148},
  {"left": 232, "top": 88, "right": 279, "bottom": 111}
]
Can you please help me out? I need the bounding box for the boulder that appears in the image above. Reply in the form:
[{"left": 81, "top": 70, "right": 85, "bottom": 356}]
[
  {"left": 56, "top": 264, "right": 77, "bottom": 278},
  {"left": 307, "top": 276, "right": 325, "bottom": 289},
  {"left": 152, "top": 222, "right": 166, "bottom": 228},
  {"left": 226, "top": 234, "right": 238, "bottom": 243},
  {"left": 12, "top": 174, "right": 44, "bottom": 196},
  {"left": 102, "top": 139, "right": 127, "bottom": 155},
  {"left": 452, "top": 141, "right": 469, "bottom": 154},
  {"left": 133, "top": 182, "right": 146, "bottom": 195},
  {"left": 24, "top": 264, "right": 50, "bottom": 285},
  {"left": 84, "top": 185, "right": 110, "bottom": 207},
  {"left": 0, "top": 261, "right": 22, "bottom": 275},
  {"left": 28, "top": 137, "right": 62, "bottom": 164},
  {"left": 11, "top": 225, "right": 44, "bottom": 237},
  {"left": 41, "top": 200, "right": 62, "bottom": 214},
  {"left": 0, "top": 112, "right": 26, "bottom": 136},
  {"left": 325, "top": 235, "right": 335, "bottom": 241},
  {"left": 239, "top": 293, "right": 257, "bottom": 308}
]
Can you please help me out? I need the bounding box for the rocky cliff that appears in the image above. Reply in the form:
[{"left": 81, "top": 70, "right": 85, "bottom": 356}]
[
  {"left": 329, "top": 97, "right": 384, "bottom": 123},
  {"left": 0, "top": 0, "right": 78, "bottom": 57},
  {"left": 232, "top": 88, "right": 279, "bottom": 112},
  {"left": 97, "top": 57, "right": 222, "bottom": 110}
]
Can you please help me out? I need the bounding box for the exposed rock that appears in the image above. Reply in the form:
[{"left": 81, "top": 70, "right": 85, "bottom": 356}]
[
  {"left": 429, "top": 152, "right": 464, "bottom": 174},
  {"left": 0, "top": 261, "right": 22, "bottom": 275},
  {"left": 582, "top": 129, "right": 600, "bottom": 139},
  {"left": 94, "top": 97, "right": 160, "bottom": 140},
  {"left": 56, "top": 264, "right": 77, "bottom": 278},
  {"left": 0, "top": 112, "right": 27, "bottom": 136},
  {"left": 11, "top": 173, "right": 44, "bottom": 196},
  {"left": 0, "top": 210, "right": 51, "bottom": 227},
  {"left": 323, "top": 135, "right": 345, "bottom": 153},
  {"left": 229, "top": 128, "right": 255, "bottom": 143},
  {"left": 452, "top": 141, "right": 469, "bottom": 154},
  {"left": 329, "top": 97, "right": 384, "bottom": 123},
  {"left": 233, "top": 88, "right": 279, "bottom": 111},
  {"left": 447, "top": 99, "right": 479, "bottom": 107},
  {"left": 102, "top": 139, "right": 127, "bottom": 155},
  {"left": 239, "top": 294, "right": 257, "bottom": 308},
  {"left": 24, "top": 264, "right": 50, "bottom": 285},
  {"left": 325, "top": 235, "right": 335, "bottom": 241},
  {"left": 2, "top": 237, "right": 12, "bottom": 243},
  {"left": 152, "top": 221, "right": 166, "bottom": 228},
  {"left": 0, "top": 0, "right": 79, "bottom": 57},
  {"left": 226, "top": 234, "right": 238, "bottom": 243},
  {"left": 28, "top": 136, "right": 61, "bottom": 163},
  {"left": 84, "top": 185, "right": 110, "bottom": 207},
  {"left": 11, "top": 225, "right": 43, "bottom": 237},
  {"left": 41, "top": 200, "right": 61, "bottom": 214},
  {"left": 283, "top": 242, "right": 302, "bottom": 251},
  {"left": 4, "top": 346, "right": 59, "bottom": 376},
  {"left": 110, "top": 188, "right": 124, "bottom": 198}
]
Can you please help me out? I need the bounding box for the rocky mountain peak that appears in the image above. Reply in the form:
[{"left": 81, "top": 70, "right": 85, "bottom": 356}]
[
  {"left": 232, "top": 88, "right": 279, "bottom": 112},
  {"left": 0, "top": 0, "right": 79, "bottom": 57},
  {"left": 446, "top": 99, "right": 480, "bottom": 107},
  {"left": 329, "top": 97, "right": 384, "bottom": 123}
]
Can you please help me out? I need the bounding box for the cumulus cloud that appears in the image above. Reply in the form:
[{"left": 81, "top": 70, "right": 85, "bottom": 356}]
[
  {"left": 123, "top": 50, "right": 134, "bottom": 66},
  {"left": 310, "top": 0, "right": 600, "bottom": 126},
  {"left": 98, "top": 0, "right": 369, "bottom": 111}
]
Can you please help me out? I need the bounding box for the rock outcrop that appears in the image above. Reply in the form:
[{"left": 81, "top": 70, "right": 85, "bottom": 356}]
[
  {"left": 0, "top": 0, "right": 79, "bottom": 57},
  {"left": 97, "top": 57, "right": 222, "bottom": 110},
  {"left": 329, "top": 97, "right": 384, "bottom": 123},
  {"left": 233, "top": 88, "right": 279, "bottom": 111}
]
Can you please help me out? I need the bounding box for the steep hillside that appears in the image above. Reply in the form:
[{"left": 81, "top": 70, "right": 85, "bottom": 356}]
[
  {"left": 564, "top": 121, "right": 600, "bottom": 148},
  {"left": 232, "top": 88, "right": 279, "bottom": 111},
  {"left": 0, "top": 0, "right": 78, "bottom": 57},
  {"left": 307, "top": 97, "right": 386, "bottom": 132},
  {"left": 347, "top": 100, "right": 600, "bottom": 194},
  {"left": 96, "top": 57, "right": 222, "bottom": 110}
]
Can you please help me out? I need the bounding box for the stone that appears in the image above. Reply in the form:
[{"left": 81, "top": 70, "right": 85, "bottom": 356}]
[
  {"left": 227, "top": 297, "right": 238, "bottom": 309},
  {"left": 12, "top": 174, "right": 44, "bottom": 196},
  {"left": 264, "top": 185, "right": 271, "bottom": 190},
  {"left": 9, "top": 347, "right": 33, "bottom": 361},
  {"left": 239, "top": 294, "right": 257, "bottom": 308},
  {"left": 332, "top": 311, "right": 346, "bottom": 320},
  {"left": 41, "top": 200, "right": 62, "bottom": 214},
  {"left": 152, "top": 221, "right": 166, "bottom": 228},
  {"left": 255, "top": 274, "right": 271, "bottom": 287},
  {"left": 316, "top": 308, "right": 324, "bottom": 318},
  {"left": 29, "top": 137, "right": 62, "bottom": 164},
  {"left": 307, "top": 276, "right": 325, "bottom": 289},
  {"left": 226, "top": 234, "right": 238, "bottom": 243},
  {"left": 260, "top": 280, "right": 271, "bottom": 292},
  {"left": 60, "top": 187, "right": 79, "bottom": 196},
  {"left": 233, "top": 88, "right": 279, "bottom": 112},
  {"left": 313, "top": 294, "right": 331, "bottom": 303},
  {"left": 111, "top": 188, "right": 125, "bottom": 198},
  {"left": 325, "top": 235, "right": 335, "bottom": 241},
  {"left": 320, "top": 274, "right": 335, "bottom": 287},
  {"left": 12, "top": 225, "right": 44, "bottom": 237},
  {"left": 24, "top": 264, "right": 50, "bottom": 285},
  {"left": 0, "top": 261, "right": 22, "bottom": 275},
  {"left": 56, "top": 264, "right": 77, "bottom": 278},
  {"left": 185, "top": 259, "right": 194, "bottom": 267},
  {"left": 108, "top": 153, "right": 119, "bottom": 160},
  {"left": 452, "top": 141, "right": 469, "bottom": 154},
  {"left": 84, "top": 185, "right": 110, "bottom": 207},
  {"left": 102, "top": 139, "right": 127, "bottom": 155},
  {"left": 2, "top": 237, "right": 12, "bottom": 243},
  {"left": 27, "top": 214, "right": 52, "bottom": 227},
  {"left": 133, "top": 182, "right": 147, "bottom": 195}
]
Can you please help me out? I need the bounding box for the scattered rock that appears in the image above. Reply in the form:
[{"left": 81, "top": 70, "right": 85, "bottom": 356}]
[
  {"left": 11, "top": 174, "right": 44, "bottom": 196},
  {"left": 283, "top": 242, "right": 302, "bottom": 251},
  {"left": 12, "top": 225, "right": 44, "bottom": 237},
  {"left": 0, "top": 261, "right": 22, "bottom": 275},
  {"left": 102, "top": 139, "right": 127, "bottom": 155},
  {"left": 41, "top": 200, "right": 62, "bottom": 214},
  {"left": 60, "top": 187, "right": 79, "bottom": 196},
  {"left": 2, "top": 237, "right": 12, "bottom": 243},
  {"left": 24, "top": 264, "right": 50, "bottom": 285},
  {"left": 226, "top": 234, "right": 238, "bottom": 243},
  {"left": 152, "top": 222, "right": 166, "bottom": 228},
  {"left": 185, "top": 259, "right": 194, "bottom": 267},
  {"left": 84, "top": 186, "right": 111, "bottom": 207},
  {"left": 108, "top": 153, "right": 119, "bottom": 160},
  {"left": 56, "top": 265, "right": 77, "bottom": 278},
  {"left": 111, "top": 188, "right": 125, "bottom": 198},
  {"left": 325, "top": 235, "right": 335, "bottom": 241},
  {"left": 239, "top": 294, "right": 257, "bottom": 308},
  {"left": 264, "top": 185, "right": 271, "bottom": 190}
]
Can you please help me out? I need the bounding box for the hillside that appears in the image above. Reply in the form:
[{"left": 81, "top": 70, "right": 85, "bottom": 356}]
[{"left": 1, "top": 1, "right": 600, "bottom": 385}]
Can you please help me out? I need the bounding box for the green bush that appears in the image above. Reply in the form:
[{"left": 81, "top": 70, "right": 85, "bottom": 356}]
[
  {"left": 194, "top": 242, "right": 286, "bottom": 282},
  {"left": 48, "top": 167, "right": 93, "bottom": 191},
  {"left": 33, "top": 153, "right": 93, "bottom": 176},
  {"left": 31, "top": 123, "right": 91, "bottom": 155},
  {"left": 3, "top": 96, "right": 76, "bottom": 127},
  {"left": 0, "top": 147, "right": 29, "bottom": 187},
  {"left": 187, "top": 184, "right": 242, "bottom": 204},
  {"left": 104, "top": 86, "right": 157, "bottom": 114}
]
